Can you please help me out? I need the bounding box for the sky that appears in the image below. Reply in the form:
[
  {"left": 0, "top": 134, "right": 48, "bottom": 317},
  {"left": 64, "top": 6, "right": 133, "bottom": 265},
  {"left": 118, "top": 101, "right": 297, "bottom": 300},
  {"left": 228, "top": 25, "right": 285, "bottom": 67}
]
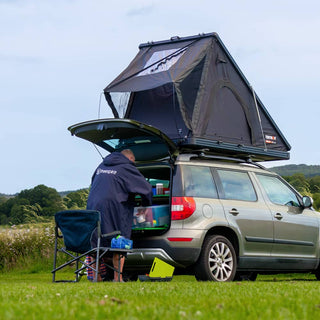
[{"left": 1, "top": 0, "right": 320, "bottom": 194}]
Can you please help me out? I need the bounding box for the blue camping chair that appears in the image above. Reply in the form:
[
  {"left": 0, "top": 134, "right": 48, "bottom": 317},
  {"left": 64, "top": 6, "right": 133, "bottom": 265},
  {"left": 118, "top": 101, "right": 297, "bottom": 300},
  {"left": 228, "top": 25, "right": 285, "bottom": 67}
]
[{"left": 52, "top": 210, "right": 131, "bottom": 282}]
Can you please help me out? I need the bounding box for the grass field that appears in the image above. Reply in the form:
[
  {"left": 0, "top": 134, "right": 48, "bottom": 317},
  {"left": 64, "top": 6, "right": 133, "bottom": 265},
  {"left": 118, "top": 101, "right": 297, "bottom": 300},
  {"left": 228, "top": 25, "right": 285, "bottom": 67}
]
[{"left": 1, "top": 271, "right": 320, "bottom": 320}]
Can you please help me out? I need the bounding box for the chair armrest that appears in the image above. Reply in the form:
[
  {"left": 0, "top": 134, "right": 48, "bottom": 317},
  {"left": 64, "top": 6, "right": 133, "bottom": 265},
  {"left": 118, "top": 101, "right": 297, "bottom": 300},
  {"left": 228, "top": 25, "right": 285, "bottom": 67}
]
[{"left": 101, "top": 230, "right": 121, "bottom": 239}]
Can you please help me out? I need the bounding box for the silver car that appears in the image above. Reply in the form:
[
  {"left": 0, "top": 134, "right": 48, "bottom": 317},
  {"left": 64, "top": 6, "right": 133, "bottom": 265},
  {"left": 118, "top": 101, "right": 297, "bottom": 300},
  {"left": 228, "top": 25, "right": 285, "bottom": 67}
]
[{"left": 69, "top": 118, "right": 319, "bottom": 282}]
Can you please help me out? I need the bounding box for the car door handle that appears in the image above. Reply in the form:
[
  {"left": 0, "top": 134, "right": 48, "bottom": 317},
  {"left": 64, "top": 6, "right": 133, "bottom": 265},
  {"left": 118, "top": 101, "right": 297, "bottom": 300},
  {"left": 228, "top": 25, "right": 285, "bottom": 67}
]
[
  {"left": 274, "top": 213, "right": 283, "bottom": 220},
  {"left": 229, "top": 208, "right": 239, "bottom": 215}
]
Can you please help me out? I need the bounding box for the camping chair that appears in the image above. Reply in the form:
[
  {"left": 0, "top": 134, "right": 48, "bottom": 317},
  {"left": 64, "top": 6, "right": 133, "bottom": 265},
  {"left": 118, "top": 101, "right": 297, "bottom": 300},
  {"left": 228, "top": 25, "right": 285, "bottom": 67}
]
[{"left": 52, "top": 210, "right": 131, "bottom": 282}]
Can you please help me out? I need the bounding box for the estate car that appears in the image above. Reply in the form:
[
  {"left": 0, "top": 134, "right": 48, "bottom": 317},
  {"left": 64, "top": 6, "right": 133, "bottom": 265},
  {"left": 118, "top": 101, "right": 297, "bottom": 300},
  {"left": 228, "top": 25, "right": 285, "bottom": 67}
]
[{"left": 69, "top": 118, "right": 319, "bottom": 282}]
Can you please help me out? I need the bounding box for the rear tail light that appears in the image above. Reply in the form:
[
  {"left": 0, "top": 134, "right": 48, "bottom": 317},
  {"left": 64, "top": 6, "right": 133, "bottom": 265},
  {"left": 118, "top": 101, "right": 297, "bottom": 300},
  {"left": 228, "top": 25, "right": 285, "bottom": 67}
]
[{"left": 171, "top": 197, "right": 196, "bottom": 220}]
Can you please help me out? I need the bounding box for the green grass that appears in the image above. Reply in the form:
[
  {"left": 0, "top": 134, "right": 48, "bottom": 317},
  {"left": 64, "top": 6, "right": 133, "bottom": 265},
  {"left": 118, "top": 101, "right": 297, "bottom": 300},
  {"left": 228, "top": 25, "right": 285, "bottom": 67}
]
[
  {"left": 0, "top": 223, "right": 55, "bottom": 272},
  {"left": 1, "top": 271, "right": 320, "bottom": 320}
]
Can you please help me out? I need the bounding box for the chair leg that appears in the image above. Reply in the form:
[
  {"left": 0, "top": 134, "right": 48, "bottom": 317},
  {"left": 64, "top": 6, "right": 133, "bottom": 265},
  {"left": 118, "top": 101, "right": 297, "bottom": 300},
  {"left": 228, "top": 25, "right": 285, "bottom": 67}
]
[
  {"left": 52, "top": 234, "right": 58, "bottom": 282},
  {"left": 94, "top": 250, "right": 99, "bottom": 283},
  {"left": 75, "top": 253, "right": 79, "bottom": 282}
]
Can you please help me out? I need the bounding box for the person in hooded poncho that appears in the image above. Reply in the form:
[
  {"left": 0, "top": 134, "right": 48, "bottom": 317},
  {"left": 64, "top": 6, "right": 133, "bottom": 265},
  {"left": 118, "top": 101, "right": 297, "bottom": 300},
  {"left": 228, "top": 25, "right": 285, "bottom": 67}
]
[{"left": 87, "top": 149, "right": 152, "bottom": 281}]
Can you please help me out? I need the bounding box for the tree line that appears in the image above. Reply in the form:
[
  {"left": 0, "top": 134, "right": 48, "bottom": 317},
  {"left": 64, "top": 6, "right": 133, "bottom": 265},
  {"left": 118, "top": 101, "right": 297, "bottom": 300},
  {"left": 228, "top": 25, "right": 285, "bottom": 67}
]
[
  {"left": 0, "top": 173, "right": 320, "bottom": 225},
  {"left": 282, "top": 173, "right": 320, "bottom": 210},
  {"left": 0, "top": 185, "right": 89, "bottom": 225}
]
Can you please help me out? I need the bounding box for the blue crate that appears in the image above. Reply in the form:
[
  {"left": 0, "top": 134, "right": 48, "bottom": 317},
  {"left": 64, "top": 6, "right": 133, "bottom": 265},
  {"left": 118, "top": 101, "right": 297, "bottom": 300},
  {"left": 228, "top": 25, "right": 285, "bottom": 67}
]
[{"left": 111, "top": 236, "right": 133, "bottom": 249}]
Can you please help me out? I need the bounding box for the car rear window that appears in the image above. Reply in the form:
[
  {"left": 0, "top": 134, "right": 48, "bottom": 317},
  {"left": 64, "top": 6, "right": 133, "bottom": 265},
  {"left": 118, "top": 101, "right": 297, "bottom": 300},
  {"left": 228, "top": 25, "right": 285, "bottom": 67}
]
[
  {"left": 182, "top": 165, "right": 218, "bottom": 198},
  {"left": 217, "top": 169, "right": 257, "bottom": 201}
]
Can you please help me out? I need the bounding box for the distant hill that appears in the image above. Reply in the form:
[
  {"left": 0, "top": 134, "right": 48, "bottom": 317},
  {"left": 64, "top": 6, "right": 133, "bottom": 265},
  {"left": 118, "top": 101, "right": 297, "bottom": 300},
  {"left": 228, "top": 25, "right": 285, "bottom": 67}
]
[
  {"left": 59, "top": 188, "right": 89, "bottom": 197},
  {"left": 1, "top": 189, "right": 88, "bottom": 199},
  {"left": 59, "top": 190, "right": 74, "bottom": 197},
  {"left": 1, "top": 166, "right": 320, "bottom": 197},
  {"left": 269, "top": 164, "right": 320, "bottom": 177},
  {"left": 0, "top": 193, "right": 15, "bottom": 199}
]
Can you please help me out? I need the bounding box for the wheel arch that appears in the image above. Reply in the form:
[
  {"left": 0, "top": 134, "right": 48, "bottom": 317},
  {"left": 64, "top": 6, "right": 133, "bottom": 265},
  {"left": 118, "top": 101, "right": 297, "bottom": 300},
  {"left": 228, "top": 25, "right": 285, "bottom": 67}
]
[{"left": 204, "top": 226, "right": 240, "bottom": 258}]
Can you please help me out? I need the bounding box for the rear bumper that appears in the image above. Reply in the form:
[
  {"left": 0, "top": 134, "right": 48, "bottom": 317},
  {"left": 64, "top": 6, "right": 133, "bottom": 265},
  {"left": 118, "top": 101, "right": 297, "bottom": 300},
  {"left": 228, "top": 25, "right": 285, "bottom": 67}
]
[
  {"left": 125, "top": 235, "right": 203, "bottom": 269},
  {"left": 126, "top": 248, "right": 182, "bottom": 268}
]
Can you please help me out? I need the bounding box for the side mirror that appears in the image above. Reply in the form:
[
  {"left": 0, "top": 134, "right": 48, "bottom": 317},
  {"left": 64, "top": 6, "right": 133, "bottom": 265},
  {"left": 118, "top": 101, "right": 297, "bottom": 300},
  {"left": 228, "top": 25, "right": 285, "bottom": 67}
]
[{"left": 302, "top": 196, "right": 313, "bottom": 208}]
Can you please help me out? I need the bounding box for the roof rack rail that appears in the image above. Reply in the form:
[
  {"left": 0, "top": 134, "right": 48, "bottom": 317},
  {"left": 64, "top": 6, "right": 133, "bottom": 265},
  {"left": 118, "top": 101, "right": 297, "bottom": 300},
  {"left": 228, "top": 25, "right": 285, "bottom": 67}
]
[{"left": 177, "top": 151, "right": 267, "bottom": 170}]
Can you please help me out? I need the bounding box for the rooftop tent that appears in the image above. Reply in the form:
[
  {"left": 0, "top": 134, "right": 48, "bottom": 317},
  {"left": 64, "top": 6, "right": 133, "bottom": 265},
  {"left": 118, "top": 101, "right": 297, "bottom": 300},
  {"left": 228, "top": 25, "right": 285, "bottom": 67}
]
[{"left": 104, "top": 33, "right": 291, "bottom": 161}]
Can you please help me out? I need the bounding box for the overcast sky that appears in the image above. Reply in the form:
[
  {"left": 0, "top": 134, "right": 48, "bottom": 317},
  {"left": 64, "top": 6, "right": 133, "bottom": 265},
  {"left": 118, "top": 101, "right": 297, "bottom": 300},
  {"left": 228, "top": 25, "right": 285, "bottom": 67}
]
[{"left": 1, "top": 0, "right": 319, "bottom": 194}]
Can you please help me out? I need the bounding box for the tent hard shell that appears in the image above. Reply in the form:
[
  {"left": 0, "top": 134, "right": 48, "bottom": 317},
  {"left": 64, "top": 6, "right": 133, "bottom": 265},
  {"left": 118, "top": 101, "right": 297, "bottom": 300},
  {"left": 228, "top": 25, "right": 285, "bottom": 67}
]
[{"left": 103, "top": 32, "right": 291, "bottom": 162}]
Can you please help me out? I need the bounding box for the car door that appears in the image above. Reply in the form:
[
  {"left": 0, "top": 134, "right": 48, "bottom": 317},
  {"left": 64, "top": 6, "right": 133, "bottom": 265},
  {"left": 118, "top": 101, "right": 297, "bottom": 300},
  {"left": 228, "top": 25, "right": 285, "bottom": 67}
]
[
  {"left": 215, "top": 169, "right": 274, "bottom": 258},
  {"left": 255, "top": 173, "right": 319, "bottom": 266}
]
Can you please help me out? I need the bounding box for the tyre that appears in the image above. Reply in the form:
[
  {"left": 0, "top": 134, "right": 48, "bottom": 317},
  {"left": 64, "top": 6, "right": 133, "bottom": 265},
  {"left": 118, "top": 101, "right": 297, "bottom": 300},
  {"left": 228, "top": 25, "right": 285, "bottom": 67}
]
[
  {"left": 234, "top": 272, "right": 257, "bottom": 281},
  {"left": 123, "top": 271, "right": 139, "bottom": 282},
  {"left": 195, "top": 235, "right": 237, "bottom": 282}
]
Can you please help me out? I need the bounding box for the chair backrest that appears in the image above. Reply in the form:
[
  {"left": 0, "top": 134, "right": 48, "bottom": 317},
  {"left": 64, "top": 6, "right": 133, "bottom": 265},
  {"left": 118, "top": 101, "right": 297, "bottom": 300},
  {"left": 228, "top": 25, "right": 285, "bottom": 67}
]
[{"left": 55, "top": 210, "right": 100, "bottom": 253}]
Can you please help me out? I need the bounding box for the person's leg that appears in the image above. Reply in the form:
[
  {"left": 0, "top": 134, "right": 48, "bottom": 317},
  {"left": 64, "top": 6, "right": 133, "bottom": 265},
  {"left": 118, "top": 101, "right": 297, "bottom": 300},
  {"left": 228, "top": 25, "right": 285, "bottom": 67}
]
[
  {"left": 113, "top": 253, "right": 125, "bottom": 282},
  {"left": 91, "top": 261, "right": 103, "bottom": 282}
]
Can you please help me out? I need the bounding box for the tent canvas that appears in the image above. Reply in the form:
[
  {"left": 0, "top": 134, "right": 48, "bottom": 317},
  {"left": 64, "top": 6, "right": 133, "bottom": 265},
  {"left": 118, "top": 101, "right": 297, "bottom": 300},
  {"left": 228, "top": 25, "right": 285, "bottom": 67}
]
[{"left": 104, "top": 33, "right": 290, "bottom": 161}]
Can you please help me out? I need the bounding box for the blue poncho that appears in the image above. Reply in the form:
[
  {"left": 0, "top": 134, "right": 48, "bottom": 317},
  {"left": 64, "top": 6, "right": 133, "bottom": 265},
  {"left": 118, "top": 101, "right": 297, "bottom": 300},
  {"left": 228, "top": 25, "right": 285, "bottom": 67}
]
[{"left": 87, "top": 152, "right": 152, "bottom": 245}]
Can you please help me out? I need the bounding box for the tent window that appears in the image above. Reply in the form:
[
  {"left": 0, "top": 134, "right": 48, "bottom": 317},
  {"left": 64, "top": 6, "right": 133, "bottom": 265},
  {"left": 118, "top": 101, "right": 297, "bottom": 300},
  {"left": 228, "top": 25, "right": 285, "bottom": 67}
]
[{"left": 108, "top": 92, "right": 130, "bottom": 118}]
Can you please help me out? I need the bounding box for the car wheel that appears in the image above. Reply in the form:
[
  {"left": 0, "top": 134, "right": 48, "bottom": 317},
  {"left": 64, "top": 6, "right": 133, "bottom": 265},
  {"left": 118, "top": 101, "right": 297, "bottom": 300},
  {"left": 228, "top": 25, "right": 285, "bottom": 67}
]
[
  {"left": 234, "top": 272, "right": 257, "bottom": 281},
  {"left": 195, "top": 235, "right": 237, "bottom": 282}
]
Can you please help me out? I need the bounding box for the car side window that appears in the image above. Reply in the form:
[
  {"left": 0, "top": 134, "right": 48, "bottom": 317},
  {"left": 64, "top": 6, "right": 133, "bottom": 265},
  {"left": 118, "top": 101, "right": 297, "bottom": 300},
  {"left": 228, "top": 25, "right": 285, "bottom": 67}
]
[
  {"left": 217, "top": 170, "right": 257, "bottom": 201},
  {"left": 182, "top": 165, "right": 218, "bottom": 198},
  {"left": 256, "top": 174, "right": 300, "bottom": 207}
]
